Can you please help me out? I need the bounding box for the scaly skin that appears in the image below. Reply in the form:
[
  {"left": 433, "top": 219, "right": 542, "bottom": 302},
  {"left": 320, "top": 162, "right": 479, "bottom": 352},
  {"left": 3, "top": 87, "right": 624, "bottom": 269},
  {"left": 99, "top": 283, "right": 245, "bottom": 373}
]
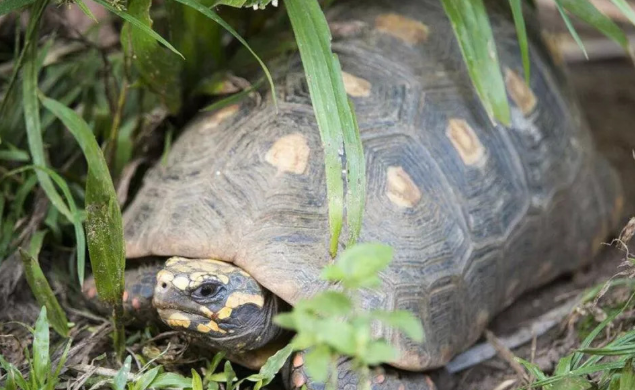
[{"left": 83, "top": 260, "right": 433, "bottom": 390}]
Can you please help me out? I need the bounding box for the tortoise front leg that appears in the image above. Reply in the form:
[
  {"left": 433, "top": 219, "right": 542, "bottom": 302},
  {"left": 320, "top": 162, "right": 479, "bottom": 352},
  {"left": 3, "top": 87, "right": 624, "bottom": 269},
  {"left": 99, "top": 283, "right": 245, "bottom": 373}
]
[
  {"left": 82, "top": 263, "right": 164, "bottom": 327},
  {"left": 283, "top": 352, "right": 437, "bottom": 390}
]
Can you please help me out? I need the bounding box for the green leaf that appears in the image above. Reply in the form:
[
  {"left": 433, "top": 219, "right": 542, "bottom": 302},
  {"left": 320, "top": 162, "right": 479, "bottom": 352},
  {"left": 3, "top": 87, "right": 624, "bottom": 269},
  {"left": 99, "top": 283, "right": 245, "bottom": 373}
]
[
  {"left": 297, "top": 291, "right": 353, "bottom": 316},
  {"left": 3, "top": 164, "right": 86, "bottom": 287},
  {"left": 223, "top": 361, "right": 237, "bottom": 390},
  {"left": 621, "top": 359, "right": 635, "bottom": 390},
  {"left": 286, "top": 0, "right": 366, "bottom": 255},
  {"left": 439, "top": 0, "right": 511, "bottom": 125},
  {"left": 121, "top": 0, "right": 182, "bottom": 113},
  {"left": 560, "top": 0, "right": 629, "bottom": 50},
  {"left": 315, "top": 318, "right": 357, "bottom": 355},
  {"left": 362, "top": 340, "right": 398, "bottom": 366},
  {"left": 550, "top": 377, "right": 592, "bottom": 390},
  {"left": 20, "top": 249, "right": 70, "bottom": 337},
  {"left": 509, "top": 0, "right": 530, "bottom": 81},
  {"left": 170, "top": 0, "right": 276, "bottom": 108},
  {"left": 39, "top": 94, "right": 126, "bottom": 355},
  {"left": 39, "top": 94, "right": 125, "bottom": 302},
  {"left": 32, "top": 306, "right": 51, "bottom": 387},
  {"left": 273, "top": 312, "right": 297, "bottom": 329},
  {"left": 0, "top": 145, "right": 30, "bottom": 162},
  {"left": 245, "top": 344, "right": 294, "bottom": 387},
  {"left": 554, "top": 0, "right": 588, "bottom": 59},
  {"left": 133, "top": 366, "right": 160, "bottom": 390},
  {"left": 207, "top": 352, "right": 226, "bottom": 377},
  {"left": 47, "top": 339, "right": 72, "bottom": 390},
  {"left": 74, "top": 0, "right": 98, "bottom": 22},
  {"left": 22, "top": 0, "right": 74, "bottom": 224},
  {"left": 612, "top": 0, "right": 635, "bottom": 26},
  {"left": 28, "top": 230, "right": 47, "bottom": 258},
  {"left": 0, "top": 356, "right": 28, "bottom": 390},
  {"left": 151, "top": 373, "right": 193, "bottom": 389},
  {"left": 322, "top": 243, "right": 392, "bottom": 289},
  {"left": 369, "top": 310, "right": 424, "bottom": 342},
  {"left": 113, "top": 356, "right": 132, "bottom": 390},
  {"left": 92, "top": 0, "right": 183, "bottom": 58},
  {"left": 0, "top": 0, "right": 36, "bottom": 15},
  {"left": 304, "top": 346, "right": 332, "bottom": 383},
  {"left": 214, "top": 0, "right": 272, "bottom": 8}
]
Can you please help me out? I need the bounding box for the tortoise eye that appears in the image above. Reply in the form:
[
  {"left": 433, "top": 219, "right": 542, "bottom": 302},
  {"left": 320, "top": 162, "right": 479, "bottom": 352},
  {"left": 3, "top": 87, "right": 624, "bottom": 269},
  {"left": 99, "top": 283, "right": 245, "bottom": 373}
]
[{"left": 192, "top": 283, "right": 223, "bottom": 300}]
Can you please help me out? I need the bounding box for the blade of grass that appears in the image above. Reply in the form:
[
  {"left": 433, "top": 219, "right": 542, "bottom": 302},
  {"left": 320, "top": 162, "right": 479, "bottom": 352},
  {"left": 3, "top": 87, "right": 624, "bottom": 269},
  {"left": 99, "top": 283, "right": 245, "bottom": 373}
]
[
  {"left": 554, "top": 0, "right": 588, "bottom": 59},
  {"left": 20, "top": 249, "right": 70, "bottom": 337},
  {"left": 92, "top": 0, "right": 183, "bottom": 58},
  {"left": 200, "top": 77, "right": 265, "bottom": 112},
  {"left": 22, "top": 0, "right": 75, "bottom": 223},
  {"left": 286, "top": 0, "right": 366, "bottom": 255},
  {"left": 612, "top": 0, "right": 635, "bottom": 26},
  {"left": 0, "top": 0, "right": 36, "bottom": 15},
  {"left": 2, "top": 164, "right": 86, "bottom": 285},
  {"left": 509, "top": 0, "right": 530, "bottom": 81},
  {"left": 560, "top": 0, "right": 629, "bottom": 49},
  {"left": 39, "top": 94, "right": 126, "bottom": 357},
  {"left": 121, "top": 0, "right": 182, "bottom": 114},
  {"left": 74, "top": 0, "right": 98, "bottom": 22},
  {"left": 47, "top": 339, "right": 72, "bottom": 390},
  {"left": 440, "top": 0, "right": 511, "bottom": 126},
  {"left": 32, "top": 306, "right": 51, "bottom": 387},
  {"left": 168, "top": 0, "right": 277, "bottom": 109}
]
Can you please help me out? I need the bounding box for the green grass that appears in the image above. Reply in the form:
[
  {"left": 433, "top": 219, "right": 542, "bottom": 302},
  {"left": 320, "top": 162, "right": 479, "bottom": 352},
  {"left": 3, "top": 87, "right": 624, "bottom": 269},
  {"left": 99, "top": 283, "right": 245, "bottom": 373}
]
[{"left": 2, "top": 0, "right": 635, "bottom": 387}]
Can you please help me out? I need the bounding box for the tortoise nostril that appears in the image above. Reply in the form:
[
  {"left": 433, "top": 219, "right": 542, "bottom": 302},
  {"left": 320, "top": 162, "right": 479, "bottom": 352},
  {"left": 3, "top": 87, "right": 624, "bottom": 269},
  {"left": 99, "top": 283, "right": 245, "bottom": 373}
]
[{"left": 161, "top": 282, "right": 167, "bottom": 289}]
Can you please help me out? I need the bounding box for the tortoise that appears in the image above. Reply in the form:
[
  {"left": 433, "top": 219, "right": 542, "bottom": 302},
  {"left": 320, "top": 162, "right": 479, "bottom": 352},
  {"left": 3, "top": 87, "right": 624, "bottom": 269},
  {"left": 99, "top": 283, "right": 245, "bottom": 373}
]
[{"left": 84, "top": 0, "right": 625, "bottom": 389}]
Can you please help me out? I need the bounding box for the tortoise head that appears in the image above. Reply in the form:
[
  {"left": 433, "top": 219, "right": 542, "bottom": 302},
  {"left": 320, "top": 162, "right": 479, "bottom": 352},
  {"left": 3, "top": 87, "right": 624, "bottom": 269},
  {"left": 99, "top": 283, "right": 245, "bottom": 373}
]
[{"left": 153, "top": 257, "right": 283, "bottom": 351}]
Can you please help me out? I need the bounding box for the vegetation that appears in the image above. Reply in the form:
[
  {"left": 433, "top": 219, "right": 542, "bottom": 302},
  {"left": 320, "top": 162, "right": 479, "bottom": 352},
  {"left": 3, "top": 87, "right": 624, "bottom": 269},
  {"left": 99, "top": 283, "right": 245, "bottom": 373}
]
[{"left": 2, "top": 0, "right": 635, "bottom": 388}]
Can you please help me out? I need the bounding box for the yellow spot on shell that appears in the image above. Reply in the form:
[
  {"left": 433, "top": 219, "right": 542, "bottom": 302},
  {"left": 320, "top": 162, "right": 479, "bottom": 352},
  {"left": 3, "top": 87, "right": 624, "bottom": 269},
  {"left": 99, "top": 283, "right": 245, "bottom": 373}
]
[
  {"left": 225, "top": 292, "right": 265, "bottom": 308},
  {"left": 217, "top": 307, "right": 233, "bottom": 319},
  {"left": 341, "top": 71, "right": 371, "bottom": 97},
  {"left": 198, "top": 104, "right": 240, "bottom": 133},
  {"left": 386, "top": 166, "right": 421, "bottom": 208},
  {"left": 446, "top": 118, "right": 486, "bottom": 166},
  {"left": 505, "top": 68, "right": 537, "bottom": 116},
  {"left": 172, "top": 276, "right": 190, "bottom": 291},
  {"left": 167, "top": 312, "right": 191, "bottom": 329},
  {"left": 197, "top": 320, "right": 226, "bottom": 334},
  {"left": 265, "top": 133, "right": 310, "bottom": 175},
  {"left": 375, "top": 13, "right": 429, "bottom": 45}
]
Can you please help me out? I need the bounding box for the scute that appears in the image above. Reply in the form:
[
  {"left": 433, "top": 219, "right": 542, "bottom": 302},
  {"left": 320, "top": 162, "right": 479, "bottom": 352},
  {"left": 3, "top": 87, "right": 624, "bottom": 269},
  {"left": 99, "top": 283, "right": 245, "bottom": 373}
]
[{"left": 122, "top": 0, "right": 622, "bottom": 372}]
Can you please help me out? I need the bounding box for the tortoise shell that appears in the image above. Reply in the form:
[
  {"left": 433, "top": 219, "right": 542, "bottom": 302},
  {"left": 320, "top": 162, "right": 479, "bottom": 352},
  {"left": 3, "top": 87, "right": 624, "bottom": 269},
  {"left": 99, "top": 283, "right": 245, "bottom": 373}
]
[{"left": 122, "top": 0, "right": 623, "bottom": 371}]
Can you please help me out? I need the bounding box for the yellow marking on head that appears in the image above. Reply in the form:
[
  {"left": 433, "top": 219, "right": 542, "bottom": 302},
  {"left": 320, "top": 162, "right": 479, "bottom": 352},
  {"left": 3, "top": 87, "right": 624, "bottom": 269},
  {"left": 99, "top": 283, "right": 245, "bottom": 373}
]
[
  {"left": 198, "top": 104, "right": 240, "bottom": 133},
  {"left": 265, "top": 133, "right": 310, "bottom": 175},
  {"left": 157, "top": 270, "right": 174, "bottom": 285},
  {"left": 172, "top": 276, "right": 190, "bottom": 291},
  {"left": 217, "top": 307, "right": 233, "bottom": 320},
  {"left": 167, "top": 312, "right": 191, "bottom": 328},
  {"left": 197, "top": 320, "right": 226, "bottom": 334},
  {"left": 375, "top": 13, "right": 429, "bottom": 45},
  {"left": 505, "top": 68, "right": 537, "bottom": 116},
  {"left": 225, "top": 292, "right": 265, "bottom": 308},
  {"left": 200, "top": 306, "right": 215, "bottom": 319},
  {"left": 386, "top": 166, "right": 422, "bottom": 208},
  {"left": 446, "top": 118, "right": 486, "bottom": 166},
  {"left": 341, "top": 71, "right": 371, "bottom": 97}
]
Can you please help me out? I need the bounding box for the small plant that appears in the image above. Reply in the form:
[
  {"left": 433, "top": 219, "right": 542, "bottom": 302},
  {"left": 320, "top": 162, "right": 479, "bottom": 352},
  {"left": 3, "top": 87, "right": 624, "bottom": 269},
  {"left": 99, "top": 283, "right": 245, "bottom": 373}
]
[
  {"left": 0, "top": 307, "right": 71, "bottom": 390},
  {"left": 517, "top": 288, "right": 635, "bottom": 389},
  {"left": 274, "top": 243, "right": 425, "bottom": 390}
]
